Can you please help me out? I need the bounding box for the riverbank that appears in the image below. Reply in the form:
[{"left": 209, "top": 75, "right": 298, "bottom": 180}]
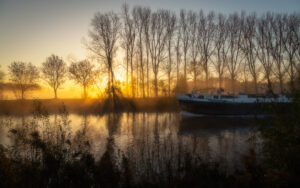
[{"left": 0, "top": 97, "right": 180, "bottom": 115}]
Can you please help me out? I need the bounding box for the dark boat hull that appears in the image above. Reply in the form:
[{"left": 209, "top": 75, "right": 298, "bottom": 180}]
[{"left": 178, "top": 100, "right": 265, "bottom": 115}]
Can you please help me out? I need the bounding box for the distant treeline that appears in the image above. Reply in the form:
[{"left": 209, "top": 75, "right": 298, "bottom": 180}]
[{"left": 0, "top": 5, "right": 299, "bottom": 99}]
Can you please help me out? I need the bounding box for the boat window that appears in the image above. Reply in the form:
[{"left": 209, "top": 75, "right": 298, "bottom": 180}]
[
  {"left": 186, "top": 94, "right": 192, "bottom": 97},
  {"left": 198, "top": 95, "right": 204, "bottom": 99},
  {"left": 213, "top": 95, "right": 218, "bottom": 99}
]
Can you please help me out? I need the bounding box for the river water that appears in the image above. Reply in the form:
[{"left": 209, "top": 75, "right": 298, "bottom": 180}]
[{"left": 0, "top": 112, "right": 260, "bottom": 173}]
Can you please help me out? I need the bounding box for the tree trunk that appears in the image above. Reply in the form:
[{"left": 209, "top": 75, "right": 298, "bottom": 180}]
[
  {"left": 168, "top": 72, "right": 171, "bottom": 96},
  {"left": 54, "top": 88, "right": 57, "bottom": 99},
  {"left": 126, "top": 49, "right": 129, "bottom": 96},
  {"left": 131, "top": 57, "right": 134, "bottom": 98},
  {"left": 83, "top": 85, "right": 87, "bottom": 99},
  {"left": 231, "top": 76, "right": 235, "bottom": 94},
  {"left": 184, "top": 54, "right": 187, "bottom": 81},
  {"left": 254, "top": 76, "right": 258, "bottom": 94},
  {"left": 154, "top": 72, "right": 158, "bottom": 97},
  {"left": 146, "top": 51, "right": 149, "bottom": 97}
]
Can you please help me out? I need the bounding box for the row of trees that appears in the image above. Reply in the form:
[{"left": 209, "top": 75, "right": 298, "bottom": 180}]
[
  {"left": 88, "top": 4, "right": 300, "bottom": 98},
  {"left": 1, "top": 55, "right": 97, "bottom": 99},
  {"left": 1, "top": 5, "right": 300, "bottom": 99}
]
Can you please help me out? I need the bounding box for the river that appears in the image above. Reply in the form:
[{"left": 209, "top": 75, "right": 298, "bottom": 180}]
[{"left": 0, "top": 112, "right": 260, "bottom": 174}]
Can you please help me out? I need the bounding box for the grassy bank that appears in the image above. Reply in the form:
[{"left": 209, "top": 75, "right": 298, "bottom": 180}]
[{"left": 0, "top": 97, "right": 180, "bottom": 115}]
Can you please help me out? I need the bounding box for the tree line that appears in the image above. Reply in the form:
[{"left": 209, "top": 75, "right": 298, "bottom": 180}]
[
  {"left": 0, "top": 55, "right": 96, "bottom": 99},
  {"left": 0, "top": 4, "right": 300, "bottom": 99},
  {"left": 88, "top": 4, "right": 300, "bottom": 98}
]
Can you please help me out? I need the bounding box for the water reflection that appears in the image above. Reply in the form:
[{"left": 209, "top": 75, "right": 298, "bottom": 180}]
[{"left": 0, "top": 113, "right": 258, "bottom": 174}]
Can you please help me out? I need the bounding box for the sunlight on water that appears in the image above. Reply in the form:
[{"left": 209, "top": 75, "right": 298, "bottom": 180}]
[{"left": 0, "top": 113, "right": 259, "bottom": 172}]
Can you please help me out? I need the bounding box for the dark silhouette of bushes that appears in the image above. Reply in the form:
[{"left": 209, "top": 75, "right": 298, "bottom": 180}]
[{"left": 1, "top": 98, "right": 300, "bottom": 187}]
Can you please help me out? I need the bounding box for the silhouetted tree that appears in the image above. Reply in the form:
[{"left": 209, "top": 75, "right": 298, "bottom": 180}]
[
  {"left": 241, "top": 14, "right": 260, "bottom": 94},
  {"left": 256, "top": 14, "right": 274, "bottom": 93},
  {"left": 188, "top": 11, "right": 200, "bottom": 88},
  {"left": 283, "top": 13, "right": 300, "bottom": 91},
  {"left": 88, "top": 11, "right": 120, "bottom": 101},
  {"left": 42, "top": 54, "right": 67, "bottom": 99},
  {"left": 69, "top": 60, "right": 96, "bottom": 99},
  {"left": 164, "top": 10, "right": 177, "bottom": 96},
  {"left": 121, "top": 3, "right": 136, "bottom": 97},
  {"left": 133, "top": 6, "right": 147, "bottom": 98},
  {"left": 149, "top": 10, "right": 168, "bottom": 96},
  {"left": 175, "top": 24, "right": 182, "bottom": 83},
  {"left": 198, "top": 11, "right": 216, "bottom": 88},
  {"left": 8, "top": 62, "right": 39, "bottom": 99},
  {"left": 213, "top": 13, "right": 229, "bottom": 89},
  {"left": 179, "top": 10, "right": 190, "bottom": 81},
  {"left": 142, "top": 7, "right": 151, "bottom": 97},
  {"left": 227, "top": 13, "right": 243, "bottom": 93}
]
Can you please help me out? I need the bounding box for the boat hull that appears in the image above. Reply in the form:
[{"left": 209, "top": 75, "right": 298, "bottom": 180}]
[{"left": 178, "top": 99, "right": 265, "bottom": 115}]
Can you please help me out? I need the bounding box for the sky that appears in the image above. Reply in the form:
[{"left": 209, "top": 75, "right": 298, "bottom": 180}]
[{"left": 0, "top": 0, "right": 299, "bottom": 98}]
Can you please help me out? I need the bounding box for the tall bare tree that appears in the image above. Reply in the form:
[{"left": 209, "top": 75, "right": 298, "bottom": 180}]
[
  {"left": 241, "top": 14, "right": 260, "bottom": 94},
  {"left": 188, "top": 11, "right": 200, "bottom": 88},
  {"left": 142, "top": 7, "right": 151, "bottom": 97},
  {"left": 174, "top": 24, "right": 182, "bottom": 83},
  {"left": 148, "top": 10, "right": 168, "bottom": 96},
  {"left": 8, "top": 62, "right": 39, "bottom": 99},
  {"left": 121, "top": 3, "right": 136, "bottom": 97},
  {"left": 256, "top": 14, "right": 274, "bottom": 93},
  {"left": 283, "top": 13, "right": 300, "bottom": 91},
  {"left": 212, "top": 13, "right": 229, "bottom": 89},
  {"left": 88, "top": 12, "right": 120, "bottom": 100},
  {"left": 133, "top": 6, "right": 146, "bottom": 97},
  {"left": 69, "top": 60, "right": 96, "bottom": 99},
  {"left": 42, "top": 55, "right": 67, "bottom": 99},
  {"left": 227, "top": 13, "right": 244, "bottom": 93},
  {"left": 180, "top": 10, "right": 190, "bottom": 81},
  {"left": 198, "top": 11, "right": 216, "bottom": 88},
  {"left": 164, "top": 10, "right": 177, "bottom": 96}
]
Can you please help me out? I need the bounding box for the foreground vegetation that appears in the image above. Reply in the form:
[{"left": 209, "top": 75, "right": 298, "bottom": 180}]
[{"left": 0, "top": 93, "right": 299, "bottom": 187}]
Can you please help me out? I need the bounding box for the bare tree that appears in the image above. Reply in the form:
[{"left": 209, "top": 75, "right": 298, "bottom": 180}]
[
  {"left": 42, "top": 55, "right": 67, "bottom": 99},
  {"left": 256, "top": 14, "right": 274, "bottom": 93},
  {"left": 148, "top": 10, "right": 168, "bottom": 96},
  {"left": 133, "top": 6, "right": 147, "bottom": 97},
  {"left": 164, "top": 10, "right": 177, "bottom": 96},
  {"left": 241, "top": 14, "right": 260, "bottom": 94},
  {"left": 121, "top": 3, "right": 136, "bottom": 97},
  {"left": 88, "top": 12, "right": 121, "bottom": 100},
  {"left": 188, "top": 11, "right": 200, "bottom": 88},
  {"left": 69, "top": 60, "right": 96, "bottom": 98},
  {"left": 174, "top": 24, "right": 182, "bottom": 83},
  {"left": 227, "top": 13, "right": 244, "bottom": 93},
  {"left": 198, "top": 11, "right": 216, "bottom": 88},
  {"left": 142, "top": 7, "right": 151, "bottom": 97},
  {"left": 283, "top": 13, "right": 300, "bottom": 91},
  {"left": 212, "top": 13, "right": 229, "bottom": 89},
  {"left": 8, "top": 62, "right": 39, "bottom": 99},
  {"left": 180, "top": 10, "right": 190, "bottom": 81}
]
